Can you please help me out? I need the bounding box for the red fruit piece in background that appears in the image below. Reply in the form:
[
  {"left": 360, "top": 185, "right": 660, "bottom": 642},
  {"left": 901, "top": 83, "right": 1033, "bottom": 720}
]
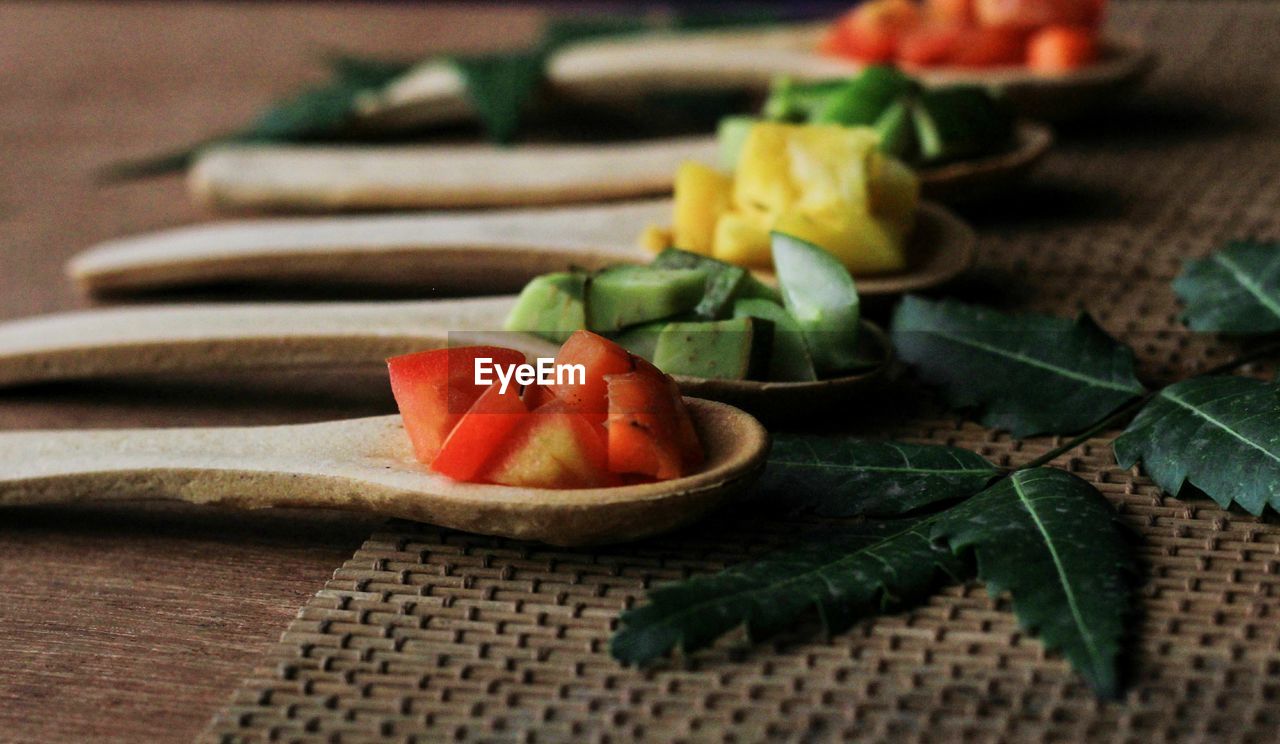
[
  {"left": 950, "top": 24, "right": 1029, "bottom": 67},
  {"left": 974, "top": 0, "right": 1094, "bottom": 29},
  {"left": 431, "top": 383, "right": 529, "bottom": 482},
  {"left": 388, "top": 346, "right": 526, "bottom": 464},
  {"left": 899, "top": 24, "right": 964, "bottom": 66},
  {"left": 925, "top": 0, "right": 975, "bottom": 25},
  {"left": 1027, "top": 25, "right": 1097, "bottom": 71},
  {"left": 826, "top": 0, "right": 923, "bottom": 63}
]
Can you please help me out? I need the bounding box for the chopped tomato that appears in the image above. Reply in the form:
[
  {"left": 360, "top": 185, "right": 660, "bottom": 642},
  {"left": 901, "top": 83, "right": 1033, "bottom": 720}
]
[
  {"left": 825, "top": 0, "right": 923, "bottom": 63},
  {"left": 950, "top": 24, "right": 1029, "bottom": 67},
  {"left": 549, "top": 330, "right": 635, "bottom": 421},
  {"left": 522, "top": 384, "right": 557, "bottom": 409},
  {"left": 1027, "top": 25, "right": 1097, "bottom": 71},
  {"left": 388, "top": 346, "right": 526, "bottom": 464},
  {"left": 925, "top": 0, "right": 975, "bottom": 25},
  {"left": 974, "top": 0, "right": 1094, "bottom": 29},
  {"left": 482, "top": 401, "right": 617, "bottom": 489},
  {"left": 605, "top": 370, "right": 688, "bottom": 480},
  {"left": 898, "top": 24, "right": 964, "bottom": 66},
  {"left": 431, "top": 383, "right": 529, "bottom": 482},
  {"left": 633, "top": 357, "right": 704, "bottom": 470}
]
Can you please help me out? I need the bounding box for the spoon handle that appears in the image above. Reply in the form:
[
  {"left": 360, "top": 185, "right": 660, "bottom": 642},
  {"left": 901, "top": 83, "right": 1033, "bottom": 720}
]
[
  {"left": 189, "top": 138, "right": 716, "bottom": 213},
  {"left": 0, "top": 418, "right": 388, "bottom": 511},
  {"left": 0, "top": 297, "right": 556, "bottom": 388},
  {"left": 71, "top": 200, "right": 669, "bottom": 295}
]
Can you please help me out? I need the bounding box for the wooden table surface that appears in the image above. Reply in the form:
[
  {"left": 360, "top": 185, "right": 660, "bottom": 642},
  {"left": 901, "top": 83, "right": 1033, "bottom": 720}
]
[{"left": 0, "top": 3, "right": 543, "bottom": 741}]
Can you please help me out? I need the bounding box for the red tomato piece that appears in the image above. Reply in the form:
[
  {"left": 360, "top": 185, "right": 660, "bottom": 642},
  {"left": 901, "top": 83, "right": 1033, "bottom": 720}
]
[
  {"left": 482, "top": 401, "right": 617, "bottom": 489},
  {"left": 522, "top": 384, "right": 557, "bottom": 409},
  {"left": 925, "top": 0, "right": 975, "bottom": 25},
  {"left": 605, "top": 370, "right": 690, "bottom": 480},
  {"left": 549, "top": 330, "right": 636, "bottom": 422},
  {"left": 633, "top": 357, "right": 704, "bottom": 470},
  {"left": 824, "top": 0, "right": 923, "bottom": 63},
  {"left": 974, "top": 0, "right": 1093, "bottom": 29},
  {"left": 950, "top": 24, "right": 1029, "bottom": 67},
  {"left": 431, "top": 383, "right": 529, "bottom": 482},
  {"left": 898, "top": 24, "right": 964, "bottom": 67},
  {"left": 1027, "top": 25, "right": 1097, "bottom": 71},
  {"left": 388, "top": 346, "right": 526, "bottom": 464}
]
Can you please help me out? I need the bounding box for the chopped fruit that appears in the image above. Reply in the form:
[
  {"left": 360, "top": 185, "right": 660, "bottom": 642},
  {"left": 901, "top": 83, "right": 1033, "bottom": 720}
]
[
  {"left": 1027, "top": 25, "right": 1097, "bottom": 71},
  {"left": 771, "top": 231, "right": 864, "bottom": 376},
  {"left": 522, "top": 384, "right": 558, "bottom": 409},
  {"left": 483, "top": 401, "right": 617, "bottom": 489},
  {"left": 652, "top": 317, "right": 767, "bottom": 382},
  {"left": 503, "top": 272, "right": 588, "bottom": 344},
  {"left": 926, "top": 0, "right": 974, "bottom": 25},
  {"left": 638, "top": 225, "right": 673, "bottom": 253},
  {"left": 606, "top": 371, "right": 687, "bottom": 480},
  {"left": 837, "top": 0, "right": 923, "bottom": 63},
  {"left": 431, "top": 383, "right": 528, "bottom": 482},
  {"left": 549, "top": 330, "right": 635, "bottom": 420},
  {"left": 973, "top": 0, "right": 1095, "bottom": 29},
  {"left": 586, "top": 266, "right": 707, "bottom": 332},
  {"left": 673, "top": 162, "right": 733, "bottom": 255},
  {"left": 388, "top": 346, "right": 526, "bottom": 464},
  {"left": 712, "top": 212, "right": 773, "bottom": 268},
  {"left": 898, "top": 24, "right": 963, "bottom": 66},
  {"left": 949, "top": 24, "right": 1028, "bottom": 67},
  {"left": 732, "top": 298, "right": 819, "bottom": 382}
]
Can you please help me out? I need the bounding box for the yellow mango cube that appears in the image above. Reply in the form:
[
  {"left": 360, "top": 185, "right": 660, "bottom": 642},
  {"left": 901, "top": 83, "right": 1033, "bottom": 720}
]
[
  {"left": 673, "top": 161, "right": 733, "bottom": 255},
  {"left": 732, "top": 123, "right": 800, "bottom": 217},
  {"left": 712, "top": 212, "right": 773, "bottom": 268},
  {"left": 774, "top": 210, "right": 907, "bottom": 275},
  {"left": 638, "top": 225, "right": 673, "bottom": 254}
]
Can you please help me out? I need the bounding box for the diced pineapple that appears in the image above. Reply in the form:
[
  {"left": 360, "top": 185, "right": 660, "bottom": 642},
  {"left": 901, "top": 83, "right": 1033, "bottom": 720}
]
[
  {"left": 733, "top": 123, "right": 800, "bottom": 217},
  {"left": 867, "top": 151, "right": 920, "bottom": 232},
  {"left": 712, "top": 212, "right": 773, "bottom": 267},
  {"left": 673, "top": 162, "right": 733, "bottom": 255},
  {"left": 638, "top": 225, "right": 673, "bottom": 254},
  {"left": 787, "top": 124, "right": 879, "bottom": 217},
  {"left": 774, "top": 210, "right": 907, "bottom": 275}
]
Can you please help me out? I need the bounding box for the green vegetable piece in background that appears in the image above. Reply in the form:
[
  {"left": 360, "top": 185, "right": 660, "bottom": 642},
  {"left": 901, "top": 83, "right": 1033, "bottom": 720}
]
[
  {"left": 732, "top": 298, "right": 817, "bottom": 382},
  {"left": 609, "top": 321, "right": 667, "bottom": 361},
  {"left": 873, "top": 98, "right": 917, "bottom": 161},
  {"left": 770, "top": 231, "right": 862, "bottom": 376},
  {"left": 811, "top": 66, "right": 916, "bottom": 127},
  {"left": 503, "top": 272, "right": 588, "bottom": 343},
  {"left": 652, "top": 317, "right": 768, "bottom": 381},
  {"left": 716, "top": 115, "right": 758, "bottom": 171},
  {"left": 912, "top": 86, "right": 1013, "bottom": 163},
  {"left": 586, "top": 266, "right": 707, "bottom": 332},
  {"left": 651, "top": 248, "right": 781, "bottom": 317},
  {"left": 761, "top": 77, "right": 847, "bottom": 122}
]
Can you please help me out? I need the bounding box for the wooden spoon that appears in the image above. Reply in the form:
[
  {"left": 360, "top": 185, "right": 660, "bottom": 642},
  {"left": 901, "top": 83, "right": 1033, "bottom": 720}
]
[
  {"left": 0, "top": 399, "right": 768, "bottom": 546},
  {"left": 188, "top": 123, "right": 1049, "bottom": 212},
  {"left": 360, "top": 24, "right": 1154, "bottom": 128},
  {"left": 70, "top": 201, "right": 975, "bottom": 297},
  {"left": 0, "top": 296, "right": 891, "bottom": 419}
]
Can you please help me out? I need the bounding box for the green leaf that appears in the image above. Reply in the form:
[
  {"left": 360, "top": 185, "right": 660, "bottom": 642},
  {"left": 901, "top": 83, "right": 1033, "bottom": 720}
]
[
  {"left": 1114, "top": 376, "right": 1280, "bottom": 515},
  {"left": 758, "top": 436, "right": 1001, "bottom": 517},
  {"left": 891, "top": 295, "right": 1146, "bottom": 438},
  {"left": 932, "top": 468, "right": 1136, "bottom": 698},
  {"left": 1174, "top": 241, "right": 1280, "bottom": 334},
  {"left": 611, "top": 517, "right": 968, "bottom": 665}
]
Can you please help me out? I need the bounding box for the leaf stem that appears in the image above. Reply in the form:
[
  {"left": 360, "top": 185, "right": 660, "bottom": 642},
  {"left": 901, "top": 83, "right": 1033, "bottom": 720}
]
[{"left": 1011, "top": 337, "right": 1280, "bottom": 471}]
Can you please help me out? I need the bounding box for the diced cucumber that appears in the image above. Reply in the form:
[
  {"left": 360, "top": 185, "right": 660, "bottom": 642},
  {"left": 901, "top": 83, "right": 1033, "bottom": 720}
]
[
  {"left": 503, "top": 272, "right": 588, "bottom": 343},
  {"left": 652, "top": 247, "right": 782, "bottom": 318},
  {"left": 912, "top": 86, "right": 1014, "bottom": 164},
  {"left": 732, "top": 298, "right": 818, "bottom": 382},
  {"left": 652, "top": 316, "right": 769, "bottom": 381},
  {"left": 585, "top": 266, "right": 707, "bottom": 332},
  {"left": 770, "top": 231, "right": 862, "bottom": 375},
  {"left": 873, "top": 98, "right": 917, "bottom": 162},
  {"left": 609, "top": 321, "right": 666, "bottom": 361},
  {"left": 810, "top": 66, "right": 917, "bottom": 127},
  {"left": 717, "top": 116, "right": 759, "bottom": 171}
]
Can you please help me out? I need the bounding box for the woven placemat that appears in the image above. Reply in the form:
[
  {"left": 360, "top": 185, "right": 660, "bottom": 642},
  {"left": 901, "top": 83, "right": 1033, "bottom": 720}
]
[{"left": 205, "top": 3, "right": 1280, "bottom": 741}]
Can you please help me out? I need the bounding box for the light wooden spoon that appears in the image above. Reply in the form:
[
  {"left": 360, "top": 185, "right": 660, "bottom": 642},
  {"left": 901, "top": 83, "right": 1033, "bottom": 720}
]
[
  {"left": 0, "top": 398, "right": 768, "bottom": 546},
  {"left": 188, "top": 123, "right": 1049, "bottom": 212},
  {"left": 0, "top": 296, "right": 891, "bottom": 420},
  {"left": 70, "top": 201, "right": 975, "bottom": 298},
  {"left": 359, "top": 24, "right": 1154, "bottom": 129}
]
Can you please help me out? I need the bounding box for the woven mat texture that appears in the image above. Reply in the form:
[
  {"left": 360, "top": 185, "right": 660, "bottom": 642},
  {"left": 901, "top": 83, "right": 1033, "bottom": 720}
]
[{"left": 206, "top": 3, "right": 1280, "bottom": 742}]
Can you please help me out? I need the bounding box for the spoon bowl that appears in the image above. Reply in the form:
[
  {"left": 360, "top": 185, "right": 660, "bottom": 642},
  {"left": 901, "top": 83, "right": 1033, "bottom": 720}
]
[{"left": 0, "top": 399, "right": 769, "bottom": 546}]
